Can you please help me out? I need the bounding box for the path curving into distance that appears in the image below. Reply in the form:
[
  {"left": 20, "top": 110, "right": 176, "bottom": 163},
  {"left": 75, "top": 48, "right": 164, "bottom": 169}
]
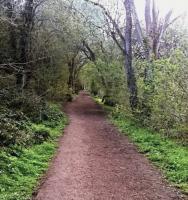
[{"left": 34, "top": 92, "right": 184, "bottom": 200}]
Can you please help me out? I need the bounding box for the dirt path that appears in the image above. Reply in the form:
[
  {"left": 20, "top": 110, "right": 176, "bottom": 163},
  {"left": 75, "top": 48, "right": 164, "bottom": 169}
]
[{"left": 34, "top": 92, "right": 184, "bottom": 200}]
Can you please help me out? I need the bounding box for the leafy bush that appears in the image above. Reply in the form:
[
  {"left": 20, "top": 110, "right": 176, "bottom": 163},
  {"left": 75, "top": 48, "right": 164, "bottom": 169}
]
[
  {"left": 102, "top": 96, "right": 117, "bottom": 107},
  {"left": 0, "top": 107, "right": 32, "bottom": 147},
  {"left": 0, "top": 90, "right": 47, "bottom": 122},
  {"left": 33, "top": 129, "right": 51, "bottom": 144},
  {"left": 9, "top": 94, "right": 46, "bottom": 122},
  {"left": 0, "top": 101, "right": 65, "bottom": 147},
  {"left": 42, "top": 104, "right": 65, "bottom": 128},
  {"left": 134, "top": 51, "right": 188, "bottom": 139}
]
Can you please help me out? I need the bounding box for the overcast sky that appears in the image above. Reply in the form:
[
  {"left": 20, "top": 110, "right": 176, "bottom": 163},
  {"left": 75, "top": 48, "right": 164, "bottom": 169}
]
[
  {"left": 135, "top": 0, "right": 187, "bottom": 19},
  {"left": 97, "top": 0, "right": 188, "bottom": 23}
]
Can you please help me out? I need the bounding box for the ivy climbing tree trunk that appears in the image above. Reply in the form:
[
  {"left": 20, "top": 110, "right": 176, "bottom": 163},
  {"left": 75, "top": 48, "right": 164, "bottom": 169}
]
[{"left": 124, "top": 0, "right": 138, "bottom": 111}]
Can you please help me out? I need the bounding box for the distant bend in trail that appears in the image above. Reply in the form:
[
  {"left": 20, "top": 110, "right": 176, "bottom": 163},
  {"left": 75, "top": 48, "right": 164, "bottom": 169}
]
[{"left": 34, "top": 91, "right": 183, "bottom": 200}]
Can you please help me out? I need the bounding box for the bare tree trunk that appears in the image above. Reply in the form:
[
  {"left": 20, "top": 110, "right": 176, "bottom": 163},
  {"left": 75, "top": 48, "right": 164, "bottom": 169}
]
[
  {"left": 84, "top": 0, "right": 138, "bottom": 111},
  {"left": 4, "top": 0, "right": 17, "bottom": 61},
  {"left": 145, "top": 0, "right": 151, "bottom": 35},
  {"left": 124, "top": 0, "right": 138, "bottom": 110},
  {"left": 68, "top": 58, "right": 75, "bottom": 90},
  {"left": 17, "top": 0, "right": 34, "bottom": 90}
]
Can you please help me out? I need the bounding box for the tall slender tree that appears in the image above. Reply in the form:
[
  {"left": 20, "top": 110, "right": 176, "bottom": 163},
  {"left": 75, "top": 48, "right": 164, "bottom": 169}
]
[
  {"left": 124, "top": 0, "right": 138, "bottom": 110},
  {"left": 17, "top": 0, "right": 34, "bottom": 90},
  {"left": 85, "top": 0, "right": 138, "bottom": 110}
]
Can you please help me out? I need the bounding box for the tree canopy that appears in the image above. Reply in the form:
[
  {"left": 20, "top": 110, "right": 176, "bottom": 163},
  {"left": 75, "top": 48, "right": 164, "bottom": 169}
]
[{"left": 0, "top": 0, "right": 188, "bottom": 145}]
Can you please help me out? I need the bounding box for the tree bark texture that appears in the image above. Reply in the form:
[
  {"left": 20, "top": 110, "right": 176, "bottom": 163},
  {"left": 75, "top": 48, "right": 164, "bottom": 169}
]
[{"left": 124, "top": 0, "right": 138, "bottom": 110}]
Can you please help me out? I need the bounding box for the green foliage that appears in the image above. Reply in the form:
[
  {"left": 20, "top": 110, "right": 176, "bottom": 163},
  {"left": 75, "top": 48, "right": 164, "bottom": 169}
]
[
  {"left": 41, "top": 103, "right": 65, "bottom": 128},
  {"left": 0, "top": 107, "right": 32, "bottom": 147},
  {"left": 32, "top": 129, "right": 51, "bottom": 145},
  {"left": 1, "top": 0, "right": 188, "bottom": 197},
  {"left": 0, "top": 105, "right": 67, "bottom": 200},
  {"left": 107, "top": 105, "right": 188, "bottom": 193},
  {"left": 135, "top": 50, "right": 188, "bottom": 140},
  {"left": 0, "top": 90, "right": 46, "bottom": 122},
  {"left": 34, "top": 62, "right": 70, "bottom": 102},
  {"left": 80, "top": 58, "right": 129, "bottom": 106},
  {"left": 9, "top": 94, "right": 45, "bottom": 122},
  {"left": 0, "top": 95, "right": 66, "bottom": 147}
]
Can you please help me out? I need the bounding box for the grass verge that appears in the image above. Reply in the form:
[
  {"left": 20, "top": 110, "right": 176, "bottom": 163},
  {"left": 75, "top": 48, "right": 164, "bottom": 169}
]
[
  {"left": 95, "top": 98, "right": 188, "bottom": 194},
  {"left": 0, "top": 106, "right": 67, "bottom": 200}
]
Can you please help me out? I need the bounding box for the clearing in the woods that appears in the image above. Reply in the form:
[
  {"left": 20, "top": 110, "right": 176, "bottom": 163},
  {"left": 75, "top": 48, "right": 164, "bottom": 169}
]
[{"left": 34, "top": 92, "right": 183, "bottom": 200}]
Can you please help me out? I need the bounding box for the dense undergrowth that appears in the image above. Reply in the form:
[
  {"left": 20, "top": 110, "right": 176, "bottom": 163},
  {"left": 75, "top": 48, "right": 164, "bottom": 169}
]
[
  {"left": 81, "top": 51, "right": 188, "bottom": 143},
  {"left": 0, "top": 100, "right": 67, "bottom": 200},
  {"left": 95, "top": 98, "right": 188, "bottom": 194}
]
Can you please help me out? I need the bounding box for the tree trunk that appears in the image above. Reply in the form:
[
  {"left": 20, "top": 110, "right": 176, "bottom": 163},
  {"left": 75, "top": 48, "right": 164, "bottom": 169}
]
[
  {"left": 17, "top": 0, "right": 34, "bottom": 90},
  {"left": 68, "top": 58, "right": 75, "bottom": 90},
  {"left": 124, "top": 0, "right": 138, "bottom": 110},
  {"left": 5, "top": 0, "right": 17, "bottom": 61}
]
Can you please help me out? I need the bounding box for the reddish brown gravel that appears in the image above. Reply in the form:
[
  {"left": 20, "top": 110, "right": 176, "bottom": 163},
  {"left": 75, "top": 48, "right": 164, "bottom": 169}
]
[{"left": 34, "top": 92, "right": 185, "bottom": 200}]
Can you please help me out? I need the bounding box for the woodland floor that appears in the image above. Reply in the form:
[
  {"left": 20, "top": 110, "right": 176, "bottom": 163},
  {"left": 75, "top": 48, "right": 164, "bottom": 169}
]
[{"left": 34, "top": 92, "right": 185, "bottom": 200}]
